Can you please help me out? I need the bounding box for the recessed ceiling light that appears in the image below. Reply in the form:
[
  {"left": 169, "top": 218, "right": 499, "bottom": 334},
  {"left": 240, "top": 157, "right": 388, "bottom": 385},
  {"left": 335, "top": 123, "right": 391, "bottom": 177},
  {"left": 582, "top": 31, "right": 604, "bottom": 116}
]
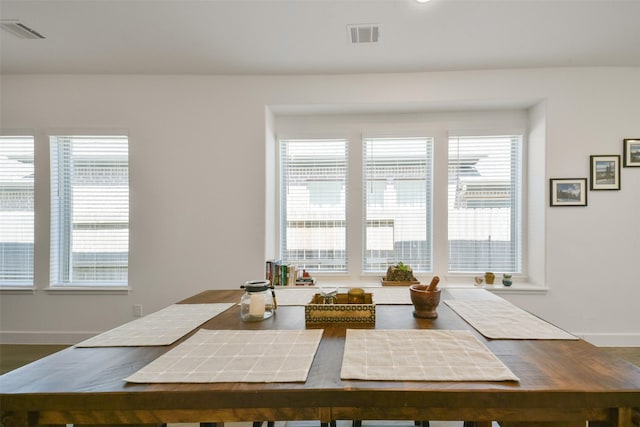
[{"left": 416, "top": 0, "right": 432, "bottom": 3}]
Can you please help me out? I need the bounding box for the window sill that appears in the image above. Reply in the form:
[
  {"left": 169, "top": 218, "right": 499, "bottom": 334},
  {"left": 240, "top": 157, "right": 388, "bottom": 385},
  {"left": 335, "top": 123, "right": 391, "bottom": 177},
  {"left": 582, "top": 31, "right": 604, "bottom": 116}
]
[
  {"left": 0, "top": 286, "right": 36, "bottom": 294},
  {"left": 310, "top": 276, "right": 548, "bottom": 294},
  {"left": 44, "top": 286, "right": 130, "bottom": 295},
  {"left": 469, "top": 283, "right": 548, "bottom": 294}
]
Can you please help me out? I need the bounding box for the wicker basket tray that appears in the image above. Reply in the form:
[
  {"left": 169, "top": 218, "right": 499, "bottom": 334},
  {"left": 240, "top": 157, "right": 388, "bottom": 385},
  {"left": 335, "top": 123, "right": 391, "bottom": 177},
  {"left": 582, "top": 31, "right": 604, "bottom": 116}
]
[{"left": 305, "top": 293, "right": 375, "bottom": 324}]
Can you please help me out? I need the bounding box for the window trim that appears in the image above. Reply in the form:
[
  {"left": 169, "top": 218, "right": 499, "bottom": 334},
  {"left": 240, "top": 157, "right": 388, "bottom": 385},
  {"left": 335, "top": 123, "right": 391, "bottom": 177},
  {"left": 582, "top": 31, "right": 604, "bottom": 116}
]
[{"left": 43, "top": 285, "right": 130, "bottom": 294}]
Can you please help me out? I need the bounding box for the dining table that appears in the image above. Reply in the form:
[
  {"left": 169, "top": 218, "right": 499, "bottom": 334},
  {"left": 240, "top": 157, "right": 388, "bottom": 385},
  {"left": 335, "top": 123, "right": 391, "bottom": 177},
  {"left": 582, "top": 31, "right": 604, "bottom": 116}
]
[{"left": 1, "top": 287, "right": 639, "bottom": 427}]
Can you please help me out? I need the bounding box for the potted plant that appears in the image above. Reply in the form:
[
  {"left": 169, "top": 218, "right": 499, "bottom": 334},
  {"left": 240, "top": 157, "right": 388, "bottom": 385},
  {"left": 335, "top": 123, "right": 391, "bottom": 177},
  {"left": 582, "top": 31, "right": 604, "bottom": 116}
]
[
  {"left": 384, "top": 262, "right": 418, "bottom": 283},
  {"left": 502, "top": 273, "right": 513, "bottom": 287}
]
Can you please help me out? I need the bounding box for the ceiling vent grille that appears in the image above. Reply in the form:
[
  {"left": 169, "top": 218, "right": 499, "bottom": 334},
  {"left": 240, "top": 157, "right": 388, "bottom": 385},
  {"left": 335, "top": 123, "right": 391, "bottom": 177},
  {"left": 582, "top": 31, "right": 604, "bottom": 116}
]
[
  {"left": 0, "top": 20, "right": 45, "bottom": 39},
  {"left": 347, "top": 24, "right": 380, "bottom": 44}
]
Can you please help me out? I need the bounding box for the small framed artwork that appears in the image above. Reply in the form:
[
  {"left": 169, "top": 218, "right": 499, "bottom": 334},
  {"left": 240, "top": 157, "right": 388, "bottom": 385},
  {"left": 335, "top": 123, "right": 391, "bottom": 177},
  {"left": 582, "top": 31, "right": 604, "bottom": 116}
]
[
  {"left": 623, "top": 138, "right": 640, "bottom": 167},
  {"left": 550, "top": 178, "right": 587, "bottom": 206},
  {"left": 590, "top": 155, "right": 620, "bottom": 190}
]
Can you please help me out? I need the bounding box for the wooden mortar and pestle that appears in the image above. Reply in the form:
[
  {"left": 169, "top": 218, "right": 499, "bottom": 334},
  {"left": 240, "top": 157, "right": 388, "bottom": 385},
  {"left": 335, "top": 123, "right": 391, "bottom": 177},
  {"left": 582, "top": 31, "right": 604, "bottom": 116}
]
[{"left": 409, "top": 276, "right": 441, "bottom": 319}]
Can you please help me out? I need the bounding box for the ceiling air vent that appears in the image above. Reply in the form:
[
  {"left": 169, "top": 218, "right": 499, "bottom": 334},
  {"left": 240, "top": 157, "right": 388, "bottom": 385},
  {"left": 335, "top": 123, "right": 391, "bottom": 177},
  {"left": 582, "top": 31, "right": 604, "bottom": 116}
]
[
  {"left": 0, "top": 20, "right": 45, "bottom": 39},
  {"left": 347, "top": 24, "right": 380, "bottom": 44}
]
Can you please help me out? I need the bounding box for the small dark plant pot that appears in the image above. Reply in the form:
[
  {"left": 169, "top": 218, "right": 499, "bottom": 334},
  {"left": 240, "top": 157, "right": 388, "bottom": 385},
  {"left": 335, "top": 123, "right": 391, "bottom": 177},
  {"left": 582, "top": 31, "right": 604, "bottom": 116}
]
[
  {"left": 409, "top": 285, "right": 441, "bottom": 319},
  {"left": 502, "top": 278, "right": 512, "bottom": 287}
]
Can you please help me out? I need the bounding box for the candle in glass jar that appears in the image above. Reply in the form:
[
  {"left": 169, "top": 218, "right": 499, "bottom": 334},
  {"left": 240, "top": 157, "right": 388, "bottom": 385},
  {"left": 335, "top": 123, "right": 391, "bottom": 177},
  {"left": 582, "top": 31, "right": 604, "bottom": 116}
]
[
  {"left": 249, "top": 294, "right": 265, "bottom": 317},
  {"left": 348, "top": 287, "right": 365, "bottom": 304}
]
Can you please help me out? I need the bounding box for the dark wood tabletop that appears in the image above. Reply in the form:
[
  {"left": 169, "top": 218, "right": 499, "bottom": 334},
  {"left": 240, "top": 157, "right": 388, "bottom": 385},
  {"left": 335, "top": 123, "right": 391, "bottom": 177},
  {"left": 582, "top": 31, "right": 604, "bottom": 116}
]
[{"left": 1, "top": 288, "right": 639, "bottom": 427}]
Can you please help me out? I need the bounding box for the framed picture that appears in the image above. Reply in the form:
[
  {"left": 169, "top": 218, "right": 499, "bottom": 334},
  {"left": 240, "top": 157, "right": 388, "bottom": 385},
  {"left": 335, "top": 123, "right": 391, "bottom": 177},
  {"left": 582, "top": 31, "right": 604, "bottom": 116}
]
[
  {"left": 590, "top": 155, "right": 620, "bottom": 190},
  {"left": 623, "top": 138, "right": 640, "bottom": 167},
  {"left": 550, "top": 178, "right": 587, "bottom": 206}
]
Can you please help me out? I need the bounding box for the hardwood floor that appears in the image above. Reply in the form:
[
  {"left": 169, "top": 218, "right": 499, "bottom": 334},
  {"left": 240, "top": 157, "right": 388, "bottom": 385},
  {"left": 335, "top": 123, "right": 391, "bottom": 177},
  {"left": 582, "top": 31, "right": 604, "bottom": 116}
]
[
  {"left": 598, "top": 346, "right": 640, "bottom": 366},
  {"left": 0, "top": 344, "right": 69, "bottom": 374}
]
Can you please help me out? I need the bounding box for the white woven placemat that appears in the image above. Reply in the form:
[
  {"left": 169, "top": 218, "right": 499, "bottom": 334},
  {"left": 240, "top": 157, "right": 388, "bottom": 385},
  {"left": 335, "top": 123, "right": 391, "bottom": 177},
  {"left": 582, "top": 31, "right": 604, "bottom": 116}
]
[
  {"left": 125, "top": 329, "right": 324, "bottom": 383},
  {"left": 369, "top": 286, "right": 411, "bottom": 304},
  {"left": 341, "top": 329, "right": 519, "bottom": 382},
  {"left": 445, "top": 299, "right": 577, "bottom": 340},
  {"left": 76, "top": 303, "right": 234, "bottom": 347},
  {"left": 275, "top": 287, "right": 317, "bottom": 306},
  {"left": 444, "top": 288, "right": 498, "bottom": 301}
]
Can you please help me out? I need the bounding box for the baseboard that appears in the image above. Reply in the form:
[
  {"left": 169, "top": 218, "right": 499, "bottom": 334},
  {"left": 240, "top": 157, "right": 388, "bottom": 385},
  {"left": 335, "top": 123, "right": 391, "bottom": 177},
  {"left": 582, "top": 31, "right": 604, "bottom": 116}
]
[
  {"left": 576, "top": 332, "right": 640, "bottom": 347},
  {"left": 0, "top": 331, "right": 97, "bottom": 345}
]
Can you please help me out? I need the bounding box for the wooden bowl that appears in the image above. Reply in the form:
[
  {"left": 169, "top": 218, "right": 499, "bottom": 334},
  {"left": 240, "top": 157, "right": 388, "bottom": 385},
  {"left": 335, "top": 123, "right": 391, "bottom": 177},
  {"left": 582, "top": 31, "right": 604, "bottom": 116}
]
[{"left": 409, "top": 284, "right": 441, "bottom": 319}]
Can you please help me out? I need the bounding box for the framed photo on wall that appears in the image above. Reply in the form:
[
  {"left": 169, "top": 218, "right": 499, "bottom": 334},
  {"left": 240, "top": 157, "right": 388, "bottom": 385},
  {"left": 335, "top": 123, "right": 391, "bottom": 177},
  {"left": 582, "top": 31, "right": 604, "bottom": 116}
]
[
  {"left": 623, "top": 138, "right": 640, "bottom": 167},
  {"left": 550, "top": 178, "right": 587, "bottom": 206},
  {"left": 590, "top": 155, "right": 620, "bottom": 190}
]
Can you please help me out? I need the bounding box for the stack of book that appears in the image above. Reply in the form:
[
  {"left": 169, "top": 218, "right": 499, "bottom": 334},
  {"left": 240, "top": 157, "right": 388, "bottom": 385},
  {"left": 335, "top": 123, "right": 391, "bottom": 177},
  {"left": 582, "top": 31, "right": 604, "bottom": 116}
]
[
  {"left": 295, "top": 275, "right": 316, "bottom": 286},
  {"left": 265, "top": 260, "right": 315, "bottom": 286}
]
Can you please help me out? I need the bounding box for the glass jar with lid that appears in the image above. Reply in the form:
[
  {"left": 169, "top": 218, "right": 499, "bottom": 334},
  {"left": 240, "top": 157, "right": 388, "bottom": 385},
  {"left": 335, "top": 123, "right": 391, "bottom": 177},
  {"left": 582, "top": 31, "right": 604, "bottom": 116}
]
[{"left": 240, "top": 280, "right": 275, "bottom": 322}]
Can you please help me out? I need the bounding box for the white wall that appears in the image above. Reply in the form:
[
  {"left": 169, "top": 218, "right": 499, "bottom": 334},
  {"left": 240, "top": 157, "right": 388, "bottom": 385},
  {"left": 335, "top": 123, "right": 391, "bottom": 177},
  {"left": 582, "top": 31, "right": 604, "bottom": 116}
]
[{"left": 1, "top": 68, "right": 639, "bottom": 345}]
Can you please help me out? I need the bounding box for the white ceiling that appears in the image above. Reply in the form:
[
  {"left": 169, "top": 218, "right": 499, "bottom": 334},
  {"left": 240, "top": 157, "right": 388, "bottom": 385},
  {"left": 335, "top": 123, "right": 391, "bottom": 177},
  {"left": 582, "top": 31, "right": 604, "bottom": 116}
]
[{"left": 1, "top": 0, "right": 640, "bottom": 75}]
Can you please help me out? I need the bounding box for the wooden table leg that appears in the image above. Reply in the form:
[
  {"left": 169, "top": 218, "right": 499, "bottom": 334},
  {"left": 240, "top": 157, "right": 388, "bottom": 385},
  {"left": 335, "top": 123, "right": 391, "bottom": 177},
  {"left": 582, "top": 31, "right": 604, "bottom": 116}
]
[
  {"left": 590, "top": 407, "right": 635, "bottom": 427},
  {"left": 0, "top": 411, "right": 61, "bottom": 427},
  {"left": 614, "top": 407, "right": 633, "bottom": 427}
]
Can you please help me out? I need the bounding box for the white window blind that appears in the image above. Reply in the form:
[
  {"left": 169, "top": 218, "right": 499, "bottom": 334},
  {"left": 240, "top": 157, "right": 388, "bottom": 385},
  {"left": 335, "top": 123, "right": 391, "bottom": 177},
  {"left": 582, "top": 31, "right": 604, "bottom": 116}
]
[
  {"left": 448, "top": 135, "right": 522, "bottom": 273},
  {"left": 279, "top": 138, "right": 347, "bottom": 272},
  {"left": 364, "top": 137, "right": 433, "bottom": 272},
  {"left": 50, "top": 135, "right": 129, "bottom": 286},
  {"left": 0, "top": 136, "right": 34, "bottom": 285}
]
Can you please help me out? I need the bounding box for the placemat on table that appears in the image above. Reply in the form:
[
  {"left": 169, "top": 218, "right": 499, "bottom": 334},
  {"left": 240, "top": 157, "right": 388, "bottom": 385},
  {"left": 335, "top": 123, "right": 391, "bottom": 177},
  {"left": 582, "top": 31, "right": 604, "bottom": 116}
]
[
  {"left": 76, "top": 303, "right": 234, "bottom": 347},
  {"left": 341, "top": 329, "right": 519, "bottom": 382},
  {"left": 125, "top": 329, "right": 324, "bottom": 383},
  {"left": 369, "top": 286, "right": 411, "bottom": 304},
  {"left": 444, "top": 288, "right": 497, "bottom": 300},
  {"left": 444, "top": 299, "right": 577, "bottom": 340},
  {"left": 275, "top": 287, "right": 317, "bottom": 306}
]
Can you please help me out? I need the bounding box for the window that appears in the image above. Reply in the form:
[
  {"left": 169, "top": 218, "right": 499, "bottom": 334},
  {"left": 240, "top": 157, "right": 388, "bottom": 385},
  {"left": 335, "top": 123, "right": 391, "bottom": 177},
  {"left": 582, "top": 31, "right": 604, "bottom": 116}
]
[
  {"left": 279, "top": 139, "right": 347, "bottom": 272},
  {"left": 364, "top": 137, "right": 433, "bottom": 272},
  {"left": 50, "top": 135, "right": 129, "bottom": 286},
  {"left": 274, "top": 113, "right": 527, "bottom": 279},
  {"left": 0, "top": 136, "right": 34, "bottom": 286},
  {"left": 448, "top": 135, "right": 522, "bottom": 273}
]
